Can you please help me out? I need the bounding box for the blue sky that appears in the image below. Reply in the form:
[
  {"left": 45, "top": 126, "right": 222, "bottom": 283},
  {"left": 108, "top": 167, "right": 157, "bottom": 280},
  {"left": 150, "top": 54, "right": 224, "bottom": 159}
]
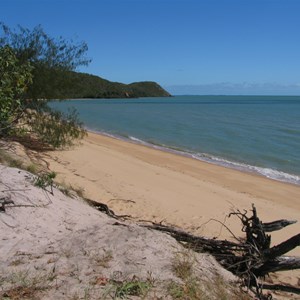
[{"left": 1, "top": 0, "right": 300, "bottom": 95}]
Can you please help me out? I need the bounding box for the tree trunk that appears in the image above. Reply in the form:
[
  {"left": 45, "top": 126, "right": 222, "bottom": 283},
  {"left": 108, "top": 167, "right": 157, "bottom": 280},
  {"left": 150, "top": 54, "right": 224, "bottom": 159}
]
[
  {"left": 262, "top": 219, "right": 297, "bottom": 232},
  {"left": 264, "top": 233, "right": 300, "bottom": 259},
  {"left": 255, "top": 256, "right": 300, "bottom": 276}
]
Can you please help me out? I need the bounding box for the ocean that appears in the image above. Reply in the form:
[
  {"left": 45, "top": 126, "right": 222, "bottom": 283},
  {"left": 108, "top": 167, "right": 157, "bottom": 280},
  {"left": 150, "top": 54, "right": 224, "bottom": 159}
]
[{"left": 50, "top": 95, "right": 300, "bottom": 185}]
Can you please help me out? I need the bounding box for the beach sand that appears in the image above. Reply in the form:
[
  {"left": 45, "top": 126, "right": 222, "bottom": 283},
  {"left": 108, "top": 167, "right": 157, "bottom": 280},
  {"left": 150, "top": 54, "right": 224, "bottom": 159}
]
[
  {"left": 43, "top": 132, "right": 300, "bottom": 256},
  {"left": 2, "top": 131, "right": 299, "bottom": 299},
  {"left": 1, "top": 166, "right": 237, "bottom": 299}
]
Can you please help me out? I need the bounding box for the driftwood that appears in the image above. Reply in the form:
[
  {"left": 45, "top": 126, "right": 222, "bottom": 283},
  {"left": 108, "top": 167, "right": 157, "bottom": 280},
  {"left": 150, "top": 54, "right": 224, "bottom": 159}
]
[
  {"left": 85, "top": 198, "right": 131, "bottom": 220},
  {"left": 256, "top": 256, "right": 300, "bottom": 275},
  {"left": 143, "top": 204, "right": 300, "bottom": 299},
  {"left": 0, "top": 197, "right": 14, "bottom": 212},
  {"left": 264, "top": 234, "right": 300, "bottom": 260},
  {"left": 262, "top": 219, "right": 297, "bottom": 232}
]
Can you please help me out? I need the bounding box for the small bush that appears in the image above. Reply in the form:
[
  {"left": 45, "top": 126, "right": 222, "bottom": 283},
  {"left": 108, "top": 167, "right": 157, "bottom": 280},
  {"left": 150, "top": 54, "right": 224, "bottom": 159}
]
[
  {"left": 171, "top": 250, "right": 195, "bottom": 280},
  {"left": 26, "top": 163, "right": 38, "bottom": 174},
  {"left": 92, "top": 250, "right": 113, "bottom": 268},
  {"left": 114, "top": 279, "right": 151, "bottom": 298},
  {"left": 0, "top": 149, "right": 23, "bottom": 168},
  {"left": 0, "top": 270, "right": 50, "bottom": 300},
  {"left": 34, "top": 171, "right": 56, "bottom": 194}
]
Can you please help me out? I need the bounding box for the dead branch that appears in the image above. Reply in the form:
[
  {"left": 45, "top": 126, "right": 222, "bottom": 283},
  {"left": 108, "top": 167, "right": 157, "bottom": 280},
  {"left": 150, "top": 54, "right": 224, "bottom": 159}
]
[
  {"left": 264, "top": 234, "right": 300, "bottom": 260},
  {"left": 84, "top": 198, "right": 131, "bottom": 220},
  {"left": 0, "top": 197, "right": 14, "bottom": 212},
  {"left": 144, "top": 204, "right": 300, "bottom": 300},
  {"left": 262, "top": 219, "right": 297, "bottom": 232},
  {"left": 109, "top": 198, "right": 136, "bottom": 204},
  {"left": 260, "top": 283, "right": 300, "bottom": 295},
  {"left": 255, "top": 256, "right": 300, "bottom": 276}
]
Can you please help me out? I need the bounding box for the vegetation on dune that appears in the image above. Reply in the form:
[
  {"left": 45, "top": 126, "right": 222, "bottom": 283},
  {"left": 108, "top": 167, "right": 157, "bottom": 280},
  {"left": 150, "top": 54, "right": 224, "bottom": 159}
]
[
  {"left": 0, "top": 23, "right": 88, "bottom": 148},
  {"left": 0, "top": 46, "right": 33, "bottom": 136}
]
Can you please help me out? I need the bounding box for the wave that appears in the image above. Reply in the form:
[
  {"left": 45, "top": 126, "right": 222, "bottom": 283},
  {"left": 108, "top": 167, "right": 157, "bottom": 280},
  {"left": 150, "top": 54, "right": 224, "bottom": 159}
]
[
  {"left": 88, "top": 128, "right": 300, "bottom": 186},
  {"left": 129, "top": 136, "right": 300, "bottom": 185},
  {"left": 190, "top": 153, "right": 300, "bottom": 185}
]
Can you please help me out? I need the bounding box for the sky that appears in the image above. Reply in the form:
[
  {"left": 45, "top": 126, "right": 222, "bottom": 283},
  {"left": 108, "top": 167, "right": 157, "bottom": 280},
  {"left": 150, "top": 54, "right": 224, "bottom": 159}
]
[{"left": 1, "top": 0, "right": 300, "bottom": 95}]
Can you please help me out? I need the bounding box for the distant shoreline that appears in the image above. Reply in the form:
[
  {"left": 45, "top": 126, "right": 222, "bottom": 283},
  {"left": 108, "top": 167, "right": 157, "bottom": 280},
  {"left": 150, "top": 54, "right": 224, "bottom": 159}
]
[{"left": 50, "top": 94, "right": 300, "bottom": 100}]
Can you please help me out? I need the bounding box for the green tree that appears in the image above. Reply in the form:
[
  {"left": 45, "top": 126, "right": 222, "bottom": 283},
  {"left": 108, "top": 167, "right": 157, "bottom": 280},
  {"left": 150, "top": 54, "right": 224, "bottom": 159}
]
[
  {"left": 0, "top": 24, "right": 89, "bottom": 148},
  {"left": 0, "top": 46, "right": 33, "bottom": 136},
  {"left": 0, "top": 23, "right": 91, "bottom": 100}
]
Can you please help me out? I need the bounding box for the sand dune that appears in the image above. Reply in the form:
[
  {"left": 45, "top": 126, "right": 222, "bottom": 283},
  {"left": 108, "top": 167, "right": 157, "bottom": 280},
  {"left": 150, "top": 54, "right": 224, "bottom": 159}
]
[{"left": 1, "top": 165, "right": 238, "bottom": 299}]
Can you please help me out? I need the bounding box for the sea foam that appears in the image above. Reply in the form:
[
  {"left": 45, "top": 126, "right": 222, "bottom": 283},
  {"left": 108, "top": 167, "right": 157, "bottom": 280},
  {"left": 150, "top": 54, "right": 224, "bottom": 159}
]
[{"left": 127, "top": 134, "right": 300, "bottom": 185}]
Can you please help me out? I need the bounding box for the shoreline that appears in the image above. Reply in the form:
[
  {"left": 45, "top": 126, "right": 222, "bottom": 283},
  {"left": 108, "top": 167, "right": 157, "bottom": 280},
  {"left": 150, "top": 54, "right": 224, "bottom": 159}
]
[
  {"left": 88, "top": 128, "right": 300, "bottom": 186},
  {"left": 44, "top": 131, "right": 300, "bottom": 255},
  {"left": 49, "top": 96, "right": 300, "bottom": 186}
]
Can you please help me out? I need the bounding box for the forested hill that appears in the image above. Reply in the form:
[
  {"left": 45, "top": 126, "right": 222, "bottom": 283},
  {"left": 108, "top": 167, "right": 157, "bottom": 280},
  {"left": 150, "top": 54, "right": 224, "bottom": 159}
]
[{"left": 35, "top": 70, "right": 171, "bottom": 99}]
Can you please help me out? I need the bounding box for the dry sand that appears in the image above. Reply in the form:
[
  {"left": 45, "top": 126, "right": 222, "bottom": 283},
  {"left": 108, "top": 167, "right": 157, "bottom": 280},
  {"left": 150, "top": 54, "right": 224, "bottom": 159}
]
[
  {"left": 2, "top": 130, "right": 300, "bottom": 298},
  {"left": 0, "top": 165, "right": 238, "bottom": 299},
  {"left": 43, "top": 132, "right": 300, "bottom": 254},
  {"left": 41, "top": 131, "right": 300, "bottom": 293}
]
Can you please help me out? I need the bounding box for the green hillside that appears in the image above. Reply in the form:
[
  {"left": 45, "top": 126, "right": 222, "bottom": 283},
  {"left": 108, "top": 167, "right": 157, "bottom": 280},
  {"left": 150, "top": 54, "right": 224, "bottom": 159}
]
[{"left": 34, "top": 71, "right": 171, "bottom": 99}]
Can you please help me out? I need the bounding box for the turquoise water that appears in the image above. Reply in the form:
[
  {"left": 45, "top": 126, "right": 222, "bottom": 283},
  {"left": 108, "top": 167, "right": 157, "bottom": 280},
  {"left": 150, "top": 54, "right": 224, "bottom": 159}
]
[{"left": 50, "top": 96, "right": 300, "bottom": 185}]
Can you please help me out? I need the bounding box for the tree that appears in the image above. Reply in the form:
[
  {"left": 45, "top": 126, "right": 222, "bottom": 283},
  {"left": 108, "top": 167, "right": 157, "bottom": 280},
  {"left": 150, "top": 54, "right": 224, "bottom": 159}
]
[
  {"left": 0, "top": 22, "right": 91, "bottom": 100},
  {"left": 0, "top": 46, "right": 33, "bottom": 136},
  {"left": 0, "top": 23, "right": 89, "bottom": 148}
]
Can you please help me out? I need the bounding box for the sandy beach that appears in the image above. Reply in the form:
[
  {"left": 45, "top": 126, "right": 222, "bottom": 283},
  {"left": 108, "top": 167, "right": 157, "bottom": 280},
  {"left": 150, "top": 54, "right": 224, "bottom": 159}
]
[
  {"left": 42, "top": 131, "right": 300, "bottom": 256},
  {"left": 2, "top": 132, "right": 299, "bottom": 299}
]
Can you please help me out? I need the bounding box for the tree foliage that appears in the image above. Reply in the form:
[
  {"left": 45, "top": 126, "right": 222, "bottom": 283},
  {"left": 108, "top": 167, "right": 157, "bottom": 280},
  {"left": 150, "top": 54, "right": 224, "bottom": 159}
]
[
  {"left": 0, "top": 23, "right": 91, "bottom": 100},
  {"left": 0, "top": 24, "right": 88, "bottom": 148},
  {"left": 0, "top": 46, "right": 33, "bottom": 136},
  {"left": 29, "top": 107, "right": 85, "bottom": 148}
]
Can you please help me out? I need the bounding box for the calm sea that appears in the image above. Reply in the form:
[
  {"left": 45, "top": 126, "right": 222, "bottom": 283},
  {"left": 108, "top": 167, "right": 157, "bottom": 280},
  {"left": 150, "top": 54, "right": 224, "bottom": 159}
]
[{"left": 50, "top": 96, "right": 300, "bottom": 185}]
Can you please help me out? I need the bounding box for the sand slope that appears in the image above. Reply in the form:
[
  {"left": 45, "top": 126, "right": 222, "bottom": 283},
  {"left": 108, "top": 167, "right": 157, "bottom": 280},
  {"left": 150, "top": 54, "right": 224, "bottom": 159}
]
[
  {"left": 0, "top": 165, "right": 237, "bottom": 299},
  {"left": 40, "top": 132, "right": 300, "bottom": 297}
]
